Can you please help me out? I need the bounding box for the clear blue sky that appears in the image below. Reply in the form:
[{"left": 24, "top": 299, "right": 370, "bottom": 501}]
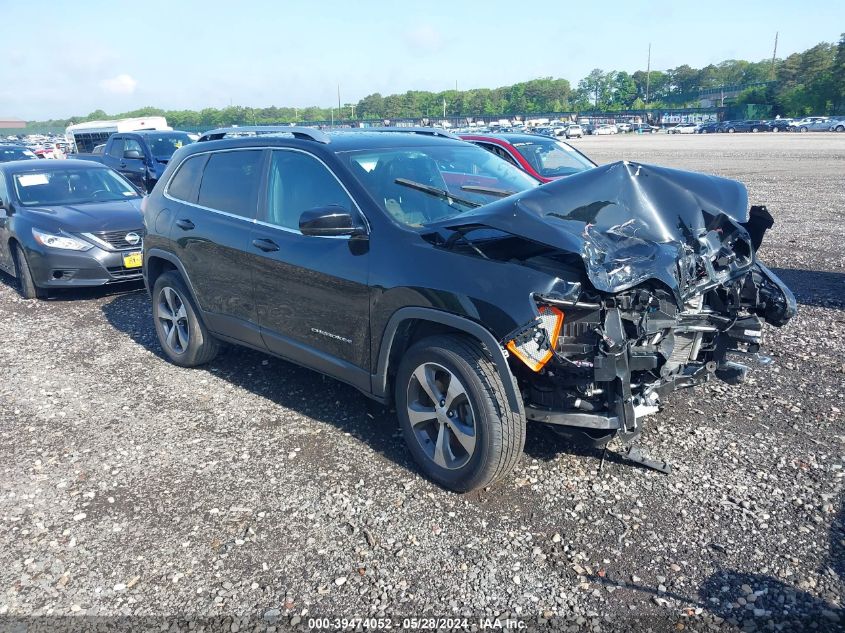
[{"left": 2, "top": 0, "right": 843, "bottom": 120}]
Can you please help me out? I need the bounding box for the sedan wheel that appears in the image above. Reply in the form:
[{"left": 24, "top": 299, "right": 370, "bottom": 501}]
[
  {"left": 728, "top": 128, "right": 735, "bottom": 133},
  {"left": 801, "top": 126, "right": 808, "bottom": 133},
  {"left": 773, "top": 127, "right": 779, "bottom": 133}
]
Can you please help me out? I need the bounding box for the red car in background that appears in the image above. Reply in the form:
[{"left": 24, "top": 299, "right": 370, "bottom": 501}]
[{"left": 459, "top": 132, "right": 596, "bottom": 183}]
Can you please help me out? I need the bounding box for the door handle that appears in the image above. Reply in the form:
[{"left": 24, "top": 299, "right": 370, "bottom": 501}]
[
  {"left": 175, "top": 219, "right": 195, "bottom": 231},
  {"left": 251, "top": 238, "right": 280, "bottom": 252}
]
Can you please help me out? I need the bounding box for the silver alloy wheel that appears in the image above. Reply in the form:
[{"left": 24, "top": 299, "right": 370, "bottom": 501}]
[
  {"left": 157, "top": 286, "right": 190, "bottom": 354},
  {"left": 406, "top": 361, "right": 476, "bottom": 470}
]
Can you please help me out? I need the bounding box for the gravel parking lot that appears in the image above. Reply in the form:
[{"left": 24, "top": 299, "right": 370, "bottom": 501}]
[{"left": 1, "top": 133, "right": 844, "bottom": 632}]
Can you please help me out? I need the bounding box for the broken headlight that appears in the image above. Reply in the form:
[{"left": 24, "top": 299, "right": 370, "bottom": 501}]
[{"left": 507, "top": 305, "right": 564, "bottom": 372}]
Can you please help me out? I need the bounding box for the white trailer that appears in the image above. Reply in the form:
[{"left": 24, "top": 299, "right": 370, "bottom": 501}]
[{"left": 65, "top": 116, "right": 171, "bottom": 153}]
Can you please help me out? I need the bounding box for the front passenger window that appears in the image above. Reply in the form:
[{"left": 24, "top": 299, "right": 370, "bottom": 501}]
[{"left": 265, "top": 150, "right": 355, "bottom": 231}]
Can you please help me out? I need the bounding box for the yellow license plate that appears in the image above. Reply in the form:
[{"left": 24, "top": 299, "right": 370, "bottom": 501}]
[{"left": 123, "top": 252, "right": 143, "bottom": 269}]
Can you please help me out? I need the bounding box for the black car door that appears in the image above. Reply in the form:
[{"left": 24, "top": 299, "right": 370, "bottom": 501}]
[
  {"left": 248, "top": 149, "right": 371, "bottom": 390},
  {"left": 165, "top": 148, "right": 265, "bottom": 347},
  {"left": 120, "top": 137, "right": 149, "bottom": 190},
  {"left": 0, "top": 171, "right": 13, "bottom": 274}
]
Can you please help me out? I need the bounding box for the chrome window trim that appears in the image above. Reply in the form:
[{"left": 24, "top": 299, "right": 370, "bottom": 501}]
[
  {"left": 163, "top": 146, "right": 371, "bottom": 240},
  {"left": 163, "top": 147, "right": 264, "bottom": 225},
  {"left": 263, "top": 147, "right": 371, "bottom": 238}
]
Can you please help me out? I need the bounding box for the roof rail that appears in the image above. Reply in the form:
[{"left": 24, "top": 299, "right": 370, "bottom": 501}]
[
  {"left": 352, "top": 127, "right": 461, "bottom": 141},
  {"left": 197, "top": 126, "right": 330, "bottom": 144}
]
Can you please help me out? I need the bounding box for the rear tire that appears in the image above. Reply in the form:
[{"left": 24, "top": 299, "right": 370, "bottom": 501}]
[
  {"left": 395, "top": 334, "right": 525, "bottom": 492},
  {"left": 152, "top": 271, "right": 219, "bottom": 367},
  {"left": 728, "top": 127, "right": 735, "bottom": 133},
  {"left": 13, "top": 243, "right": 47, "bottom": 300},
  {"left": 800, "top": 126, "right": 808, "bottom": 133}
]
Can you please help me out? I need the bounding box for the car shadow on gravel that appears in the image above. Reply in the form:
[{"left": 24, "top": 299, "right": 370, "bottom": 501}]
[
  {"left": 100, "top": 290, "right": 416, "bottom": 473},
  {"left": 100, "top": 290, "right": 610, "bottom": 481},
  {"left": 575, "top": 501, "right": 845, "bottom": 632},
  {"left": 770, "top": 267, "right": 845, "bottom": 309},
  {"left": 0, "top": 268, "right": 144, "bottom": 302},
  {"left": 693, "top": 500, "right": 845, "bottom": 632}
]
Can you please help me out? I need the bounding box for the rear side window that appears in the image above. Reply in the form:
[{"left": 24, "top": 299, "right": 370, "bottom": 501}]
[
  {"left": 167, "top": 154, "right": 207, "bottom": 203},
  {"left": 197, "top": 150, "right": 263, "bottom": 218}
]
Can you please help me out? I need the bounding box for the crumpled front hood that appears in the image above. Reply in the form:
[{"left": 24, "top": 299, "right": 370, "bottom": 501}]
[{"left": 433, "top": 161, "right": 753, "bottom": 300}]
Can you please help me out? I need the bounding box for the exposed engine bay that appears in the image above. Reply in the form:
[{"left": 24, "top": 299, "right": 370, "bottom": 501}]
[{"left": 427, "top": 161, "right": 797, "bottom": 466}]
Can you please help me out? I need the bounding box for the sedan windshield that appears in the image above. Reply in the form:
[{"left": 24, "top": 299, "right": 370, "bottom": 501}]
[
  {"left": 511, "top": 138, "right": 595, "bottom": 178},
  {"left": 145, "top": 133, "right": 194, "bottom": 160},
  {"left": 0, "top": 147, "right": 37, "bottom": 162},
  {"left": 344, "top": 144, "right": 538, "bottom": 227},
  {"left": 12, "top": 168, "right": 140, "bottom": 206}
]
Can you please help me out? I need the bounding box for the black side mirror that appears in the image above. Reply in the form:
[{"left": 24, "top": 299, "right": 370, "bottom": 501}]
[
  {"left": 124, "top": 149, "right": 143, "bottom": 160},
  {"left": 299, "top": 206, "right": 365, "bottom": 238}
]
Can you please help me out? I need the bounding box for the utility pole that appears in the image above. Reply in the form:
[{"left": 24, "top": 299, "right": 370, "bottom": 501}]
[
  {"left": 770, "top": 32, "right": 779, "bottom": 80},
  {"left": 645, "top": 43, "right": 651, "bottom": 104},
  {"left": 443, "top": 98, "right": 446, "bottom": 118},
  {"left": 337, "top": 85, "right": 341, "bottom": 120}
]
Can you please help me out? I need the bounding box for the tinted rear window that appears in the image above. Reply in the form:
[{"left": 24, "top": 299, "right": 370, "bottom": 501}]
[
  {"left": 167, "top": 154, "right": 207, "bottom": 203},
  {"left": 197, "top": 150, "right": 263, "bottom": 217}
]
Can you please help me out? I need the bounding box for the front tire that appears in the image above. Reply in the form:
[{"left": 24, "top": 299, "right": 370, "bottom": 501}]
[
  {"left": 13, "top": 243, "right": 47, "bottom": 300},
  {"left": 152, "top": 271, "right": 219, "bottom": 367},
  {"left": 395, "top": 334, "right": 525, "bottom": 492},
  {"left": 728, "top": 127, "right": 735, "bottom": 133},
  {"left": 800, "top": 126, "right": 808, "bottom": 133}
]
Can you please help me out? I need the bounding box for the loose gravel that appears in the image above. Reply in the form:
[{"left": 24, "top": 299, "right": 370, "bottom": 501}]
[{"left": 1, "top": 133, "right": 843, "bottom": 632}]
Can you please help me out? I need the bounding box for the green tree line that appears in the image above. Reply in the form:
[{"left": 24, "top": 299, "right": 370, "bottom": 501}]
[{"left": 28, "top": 34, "right": 845, "bottom": 131}]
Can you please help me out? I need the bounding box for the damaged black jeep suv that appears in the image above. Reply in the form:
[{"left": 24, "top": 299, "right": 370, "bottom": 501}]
[{"left": 142, "top": 126, "right": 796, "bottom": 491}]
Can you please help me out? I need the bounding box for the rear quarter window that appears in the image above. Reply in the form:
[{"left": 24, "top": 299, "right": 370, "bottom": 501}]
[
  {"left": 196, "top": 150, "right": 263, "bottom": 218},
  {"left": 167, "top": 154, "right": 208, "bottom": 203}
]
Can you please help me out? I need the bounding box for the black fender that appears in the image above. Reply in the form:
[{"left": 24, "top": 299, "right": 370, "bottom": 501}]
[
  {"left": 371, "top": 307, "right": 523, "bottom": 415},
  {"left": 144, "top": 248, "right": 201, "bottom": 301}
]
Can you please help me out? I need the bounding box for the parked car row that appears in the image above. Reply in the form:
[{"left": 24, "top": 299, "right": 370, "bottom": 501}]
[{"left": 694, "top": 116, "right": 845, "bottom": 134}]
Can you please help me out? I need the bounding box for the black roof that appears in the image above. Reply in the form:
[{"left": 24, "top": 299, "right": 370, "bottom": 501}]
[
  {"left": 130, "top": 130, "right": 192, "bottom": 136},
  {"left": 184, "top": 130, "right": 470, "bottom": 156}
]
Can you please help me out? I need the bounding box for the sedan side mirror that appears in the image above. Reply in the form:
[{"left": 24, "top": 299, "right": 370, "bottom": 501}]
[
  {"left": 124, "top": 149, "right": 143, "bottom": 160},
  {"left": 299, "top": 206, "right": 366, "bottom": 238}
]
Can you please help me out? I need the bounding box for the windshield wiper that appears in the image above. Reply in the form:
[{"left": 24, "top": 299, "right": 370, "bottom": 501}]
[
  {"left": 459, "top": 184, "right": 517, "bottom": 198},
  {"left": 394, "top": 178, "right": 480, "bottom": 209}
]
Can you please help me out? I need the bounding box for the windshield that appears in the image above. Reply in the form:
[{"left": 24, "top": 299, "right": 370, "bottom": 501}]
[
  {"left": 511, "top": 139, "right": 595, "bottom": 178},
  {"left": 144, "top": 133, "right": 193, "bottom": 159},
  {"left": 12, "top": 168, "right": 140, "bottom": 206},
  {"left": 344, "top": 144, "right": 538, "bottom": 227},
  {"left": 0, "top": 147, "right": 37, "bottom": 162}
]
